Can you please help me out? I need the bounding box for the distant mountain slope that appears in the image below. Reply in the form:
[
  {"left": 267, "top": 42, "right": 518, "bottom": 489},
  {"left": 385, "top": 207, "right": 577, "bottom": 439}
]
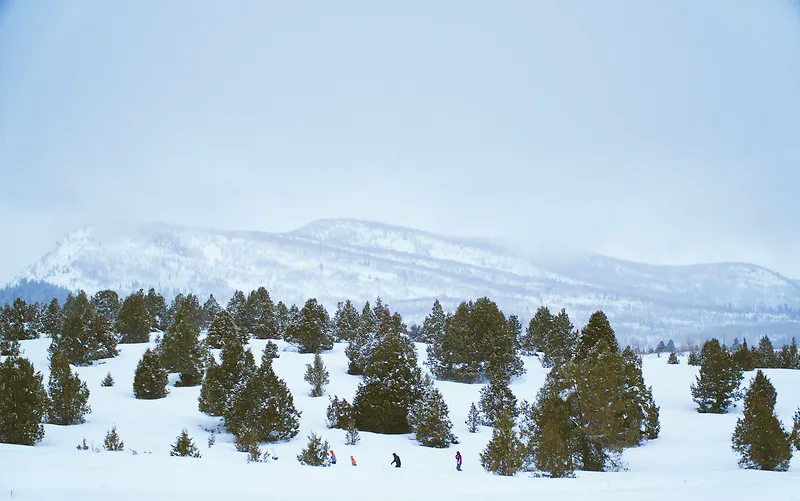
[{"left": 5, "top": 219, "right": 800, "bottom": 346}]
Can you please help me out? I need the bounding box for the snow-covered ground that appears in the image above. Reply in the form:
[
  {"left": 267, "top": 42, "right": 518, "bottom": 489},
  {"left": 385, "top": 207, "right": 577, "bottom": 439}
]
[{"left": 1, "top": 336, "right": 798, "bottom": 501}]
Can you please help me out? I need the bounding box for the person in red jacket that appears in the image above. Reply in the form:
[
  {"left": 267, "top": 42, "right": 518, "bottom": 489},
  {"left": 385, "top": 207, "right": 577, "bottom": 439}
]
[
  {"left": 350, "top": 455, "right": 357, "bottom": 466},
  {"left": 455, "top": 451, "right": 462, "bottom": 471}
]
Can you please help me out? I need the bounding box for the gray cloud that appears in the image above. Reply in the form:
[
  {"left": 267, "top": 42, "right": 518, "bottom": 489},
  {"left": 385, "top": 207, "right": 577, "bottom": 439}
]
[{"left": 1, "top": 0, "right": 799, "bottom": 283}]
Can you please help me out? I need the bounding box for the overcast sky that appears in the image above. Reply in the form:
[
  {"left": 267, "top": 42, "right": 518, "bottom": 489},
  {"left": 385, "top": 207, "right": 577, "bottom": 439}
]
[{"left": 1, "top": 0, "right": 799, "bottom": 283}]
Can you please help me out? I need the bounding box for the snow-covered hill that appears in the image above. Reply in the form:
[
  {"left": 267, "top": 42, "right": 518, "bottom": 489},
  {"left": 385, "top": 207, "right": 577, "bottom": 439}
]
[
  {"left": 7, "top": 219, "right": 800, "bottom": 347},
  {"left": 0, "top": 336, "right": 798, "bottom": 501}
]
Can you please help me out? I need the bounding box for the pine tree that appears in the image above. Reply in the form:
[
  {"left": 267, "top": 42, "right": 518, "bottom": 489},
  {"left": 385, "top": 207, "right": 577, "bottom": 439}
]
[
  {"left": 756, "top": 335, "right": 779, "bottom": 368},
  {"left": 41, "top": 298, "right": 63, "bottom": 338},
  {"left": 543, "top": 309, "right": 577, "bottom": 367},
  {"left": 690, "top": 338, "right": 743, "bottom": 413},
  {"left": 103, "top": 426, "right": 124, "bottom": 451},
  {"left": 144, "top": 288, "right": 168, "bottom": 331},
  {"left": 205, "top": 310, "right": 247, "bottom": 349},
  {"left": 0, "top": 356, "right": 48, "bottom": 445},
  {"left": 201, "top": 294, "right": 221, "bottom": 330},
  {"left": 479, "top": 372, "right": 518, "bottom": 427},
  {"left": 688, "top": 350, "right": 700, "bottom": 366},
  {"left": 170, "top": 429, "right": 201, "bottom": 458},
  {"left": 262, "top": 340, "right": 279, "bottom": 361},
  {"left": 778, "top": 338, "right": 799, "bottom": 369},
  {"left": 303, "top": 351, "right": 330, "bottom": 397},
  {"left": 731, "top": 370, "right": 792, "bottom": 471},
  {"left": 655, "top": 341, "right": 667, "bottom": 353},
  {"left": 133, "top": 348, "right": 169, "bottom": 400},
  {"left": 408, "top": 374, "right": 458, "bottom": 447},
  {"left": 51, "top": 291, "right": 117, "bottom": 365},
  {"left": 352, "top": 330, "right": 423, "bottom": 434},
  {"left": 345, "top": 301, "right": 375, "bottom": 375},
  {"left": 198, "top": 340, "right": 256, "bottom": 417},
  {"left": 245, "top": 287, "right": 279, "bottom": 339},
  {"left": 296, "top": 432, "right": 330, "bottom": 466},
  {"left": 480, "top": 410, "right": 524, "bottom": 476},
  {"left": 91, "top": 290, "right": 121, "bottom": 325},
  {"left": 275, "top": 301, "right": 290, "bottom": 338},
  {"left": 574, "top": 311, "right": 619, "bottom": 361},
  {"left": 225, "top": 290, "right": 247, "bottom": 330},
  {"left": 326, "top": 395, "right": 353, "bottom": 429},
  {"left": 466, "top": 402, "right": 481, "bottom": 433},
  {"left": 116, "top": 290, "right": 152, "bottom": 344},
  {"left": 345, "top": 422, "right": 360, "bottom": 445},
  {"left": 667, "top": 352, "right": 679, "bottom": 364},
  {"left": 519, "top": 389, "right": 575, "bottom": 478},
  {"left": 332, "top": 299, "right": 361, "bottom": 342},
  {"left": 224, "top": 354, "right": 301, "bottom": 443},
  {"left": 157, "top": 309, "right": 207, "bottom": 386},
  {"left": 790, "top": 409, "right": 800, "bottom": 451},
  {"left": 419, "top": 299, "right": 447, "bottom": 344},
  {"left": 46, "top": 350, "right": 91, "bottom": 425},
  {"left": 3, "top": 299, "right": 39, "bottom": 340},
  {"left": 101, "top": 372, "right": 114, "bottom": 387},
  {"left": 521, "top": 306, "right": 552, "bottom": 355},
  {"left": 285, "top": 298, "right": 333, "bottom": 354},
  {"left": 733, "top": 338, "right": 755, "bottom": 371}
]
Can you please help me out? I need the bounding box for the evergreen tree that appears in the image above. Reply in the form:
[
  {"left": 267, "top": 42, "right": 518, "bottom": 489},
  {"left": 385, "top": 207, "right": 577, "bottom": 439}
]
[
  {"left": 419, "top": 299, "right": 447, "bottom": 344},
  {"left": 544, "top": 308, "right": 577, "bottom": 367},
  {"left": 687, "top": 350, "right": 700, "bottom": 366},
  {"left": 296, "top": 432, "right": 330, "bottom": 466},
  {"left": 285, "top": 298, "right": 333, "bottom": 353},
  {"left": 144, "top": 288, "right": 168, "bottom": 331},
  {"left": 51, "top": 291, "right": 117, "bottom": 365},
  {"left": 519, "top": 389, "right": 575, "bottom": 478},
  {"left": 466, "top": 402, "right": 481, "bottom": 433},
  {"left": 225, "top": 290, "right": 247, "bottom": 330},
  {"left": 665, "top": 339, "right": 676, "bottom": 352},
  {"left": 116, "top": 290, "right": 152, "bottom": 344},
  {"left": 224, "top": 353, "right": 301, "bottom": 444},
  {"left": 733, "top": 338, "right": 754, "bottom": 371},
  {"left": 667, "top": 352, "right": 679, "bottom": 364},
  {"left": 198, "top": 340, "right": 256, "bottom": 417},
  {"left": 205, "top": 310, "right": 246, "bottom": 349},
  {"left": 3, "top": 298, "right": 39, "bottom": 340},
  {"left": 345, "top": 301, "right": 376, "bottom": 375},
  {"left": 479, "top": 372, "right": 518, "bottom": 427},
  {"left": 655, "top": 341, "right": 666, "bottom": 353},
  {"left": 756, "top": 335, "right": 779, "bottom": 368},
  {"left": 408, "top": 374, "right": 458, "bottom": 448},
  {"left": 275, "top": 301, "right": 290, "bottom": 338},
  {"left": 326, "top": 395, "right": 353, "bottom": 429},
  {"left": 133, "top": 348, "right": 169, "bottom": 400},
  {"left": 352, "top": 330, "right": 423, "bottom": 434},
  {"left": 521, "top": 306, "right": 552, "bottom": 355},
  {"left": 731, "top": 370, "right": 792, "bottom": 471},
  {"left": 157, "top": 309, "right": 207, "bottom": 386},
  {"left": 91, "top": 290, "right": 121, "bottom": 325},
  {"left": 345, "top": 422, "right": 360, "bottom": 445},
  {"left": 103, "top": 425, "right": 124, "bottom": 451},
  {"left": 101, "top": 372, "right": 114, "bottom": 387},
  {"left": 244, "top": 287, "right": 279, "bottom": 339},
  {"left": 262, "top": 341, "right": 279, "bottom": 362},
  {"left": 480, "top": 410, "right": 524, "bottom": 476},
  {"left": 0, "top": 335, "right": 20, "bottom": 357},
  {"left": 332, "top": 299, "right": 361, "bottom": 342},
  {"left": 201, "top": 294, "right": 221, "bottom": 330},
  {"left": 303, "top": 351, "right": 330, "bottom": 397},
  {"left": 170, "top": 429, "right": 201, "bottom": 458},
  {"left": 41, "top": 298, "right": 63, "bottom": 338},
  {"left": 0, "top": 356, "right": 48, "bottom": 445},
  {"left": 574, "top": 311, "right": 619, "bottom": 361},
  {"left": 778, "top": 338, "right": 799, "bottom": 369},
  {"left": 690, "top": 338, "right": 743, "bottom": 413},
  {"left": 46, "top": 350, "right": 91, "bottom": 425},
  {"left": 790, "top": 409, "right": 800, "bottom": 451}
]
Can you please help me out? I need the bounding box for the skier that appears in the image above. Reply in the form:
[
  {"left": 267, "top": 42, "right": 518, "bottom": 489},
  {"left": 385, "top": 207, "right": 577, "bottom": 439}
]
[
  {"left": 391, "top": 452, "right": 401, "bottom": 468},
  {"left": 455, "top": 451, "right": 462, "bottom": 471},
  {"left": 330, "top": 449, "right": 336, "bottom": 465},
  {"left": 350, "top": 455, "right": 357, "bottom": 466}
]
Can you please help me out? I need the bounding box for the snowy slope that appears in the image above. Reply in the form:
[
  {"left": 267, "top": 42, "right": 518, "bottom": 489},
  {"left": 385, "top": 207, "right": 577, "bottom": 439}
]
[
  {"left": 0, "top": 336, "right": 798, "bottom": 501},
  {"left": 6, "top": 219, "right": 800, "bottom": 347}
]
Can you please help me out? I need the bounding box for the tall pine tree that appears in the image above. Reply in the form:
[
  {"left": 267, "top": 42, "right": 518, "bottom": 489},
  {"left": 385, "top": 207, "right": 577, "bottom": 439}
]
[
  {"left": 46, "top": 350, "right": 91, "bottom": 425},
  {"left": 0, "top": 356, "right": 48, "bottom": 445},
  {"left": 690, "top": 338, "right": 743, "bottom": 413},
  {"left": 285, "top": 298, "right": 333, "bottom": 353}
]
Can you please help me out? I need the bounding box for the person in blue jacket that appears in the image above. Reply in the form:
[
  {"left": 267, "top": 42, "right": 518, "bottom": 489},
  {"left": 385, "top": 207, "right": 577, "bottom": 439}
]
[{"left": 391, "top": 452, "right": 401, "bottom": 468}]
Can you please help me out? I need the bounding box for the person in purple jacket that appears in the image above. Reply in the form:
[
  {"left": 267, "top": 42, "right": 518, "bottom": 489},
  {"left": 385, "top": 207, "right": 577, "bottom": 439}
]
[{"left": 455, "top": 451, "right": 462, "bottom": 471}]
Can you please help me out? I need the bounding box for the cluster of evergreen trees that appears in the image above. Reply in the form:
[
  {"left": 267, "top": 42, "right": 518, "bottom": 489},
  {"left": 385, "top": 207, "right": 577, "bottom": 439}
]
[{"left": 687, "top": 335, "right": 799, "bottom": 371}]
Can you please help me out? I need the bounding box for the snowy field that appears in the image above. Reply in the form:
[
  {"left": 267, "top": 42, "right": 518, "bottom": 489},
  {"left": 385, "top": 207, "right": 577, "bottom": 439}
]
[{"left": 1, "top": 336, "right": 799, "bottom": 501}]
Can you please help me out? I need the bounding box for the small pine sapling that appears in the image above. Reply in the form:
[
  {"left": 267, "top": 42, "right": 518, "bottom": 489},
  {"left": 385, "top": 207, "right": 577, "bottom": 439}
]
[
  {"left": 208, "top": 430, "right": 216, "bottom": 448},
  {"left": 297, "top": 432, "right": 330, "bottom": 466},
  {"left": 170, "top": 429, "right": 201, "bottom": 458},
  {"left": 103, "top": 426, "right": 124, "bottom": 451},
  {"left": 101, "top": 372, "right": 114, "bottom": 387},
  {"left": 326, "top": 395, "right": 353, "bottom": 429},
  {"left": 345, "top": 422, "right": 360, "bottom": 446},
  {"left": 76, "top": 438, "right": 89, "bottom": 450},
  {"left": 667, "top": 353, "right": 679, "bottom": 365},
  {"left": 303, "top": 351, "right": 330, "bottom": 397},
  {"left": 466, "top": 402, "right": 481, "bottom": 433}
]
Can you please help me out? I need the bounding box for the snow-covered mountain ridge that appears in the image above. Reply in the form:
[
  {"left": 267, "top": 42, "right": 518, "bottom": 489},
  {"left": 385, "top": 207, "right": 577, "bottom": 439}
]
[{"left": 7, "top": 218, "right": 800, "bottom": 347}]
